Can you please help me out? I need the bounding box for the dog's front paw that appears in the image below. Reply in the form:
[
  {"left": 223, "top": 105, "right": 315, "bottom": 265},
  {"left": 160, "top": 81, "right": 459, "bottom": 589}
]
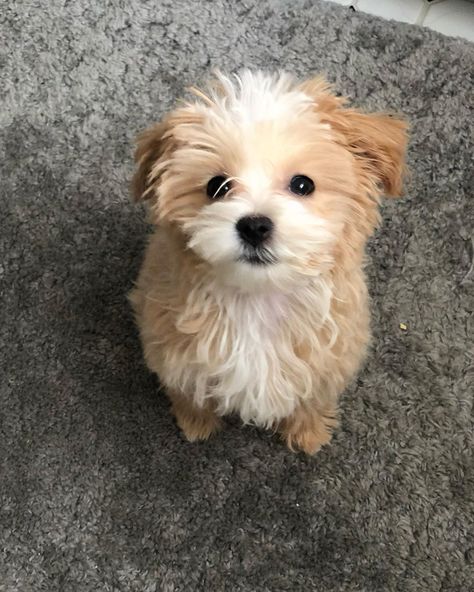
[
  {"left": 284, "top": 426, "right": 332, "bottom": 455},
  {"left": 169, "top": 390, "right": 222, "bottom": 442},
  {"left": 279, "top": 407, "right": 338, "bottom": 455},
  {"left": 176, "top": 411, "right": 222, "bottom": 442}
]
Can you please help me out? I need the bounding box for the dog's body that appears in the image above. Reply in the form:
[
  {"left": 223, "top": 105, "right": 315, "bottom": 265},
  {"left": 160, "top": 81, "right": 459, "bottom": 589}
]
[{"left": 130, "top": 71, "right": 407, "bottom": 454}]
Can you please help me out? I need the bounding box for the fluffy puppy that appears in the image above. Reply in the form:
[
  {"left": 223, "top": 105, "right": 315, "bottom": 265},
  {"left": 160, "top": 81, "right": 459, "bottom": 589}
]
[{"left": 129, "top": 71, "right": 407, "bottom": 454}]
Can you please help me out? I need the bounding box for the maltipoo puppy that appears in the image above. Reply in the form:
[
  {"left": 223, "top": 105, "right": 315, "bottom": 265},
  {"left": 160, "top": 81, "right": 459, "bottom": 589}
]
[{"left": 129, "top": 71, "right": 407, "bottom": 454}]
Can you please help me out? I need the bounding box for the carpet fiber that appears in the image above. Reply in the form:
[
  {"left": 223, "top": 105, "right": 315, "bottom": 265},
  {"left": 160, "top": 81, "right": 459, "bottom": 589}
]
[{"left": 1, "top": 1, "right": 473, "bottom": 590}]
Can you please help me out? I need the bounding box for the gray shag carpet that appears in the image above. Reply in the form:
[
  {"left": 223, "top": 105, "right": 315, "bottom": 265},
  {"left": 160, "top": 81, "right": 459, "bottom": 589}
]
[{"left": 1, "top": 1, "right": 473, "bottom": 590}]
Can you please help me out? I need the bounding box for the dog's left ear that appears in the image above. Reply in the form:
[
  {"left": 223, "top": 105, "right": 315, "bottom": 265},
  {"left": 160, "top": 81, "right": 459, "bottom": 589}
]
[
  {"left": 300, "top": 77, "right": 408, "bottom": 197},
  {"left": 331, "top": 109, "right": 408, "bottom": 197}
]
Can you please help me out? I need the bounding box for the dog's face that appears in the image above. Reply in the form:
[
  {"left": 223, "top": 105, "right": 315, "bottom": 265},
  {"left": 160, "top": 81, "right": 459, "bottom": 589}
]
[{"left": 133, "top": 71, "right": 407, "bottom": 291}]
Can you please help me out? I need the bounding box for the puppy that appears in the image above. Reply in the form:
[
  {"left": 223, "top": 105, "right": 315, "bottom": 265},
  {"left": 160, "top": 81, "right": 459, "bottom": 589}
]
[{"left": 129, "top": 71, "right": 407, "bottom": 454}]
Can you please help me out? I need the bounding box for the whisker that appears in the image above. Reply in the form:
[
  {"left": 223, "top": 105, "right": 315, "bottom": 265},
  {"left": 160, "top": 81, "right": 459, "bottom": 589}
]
[{"left": 212, "top": 175, "right": 238, "bottom": 199}]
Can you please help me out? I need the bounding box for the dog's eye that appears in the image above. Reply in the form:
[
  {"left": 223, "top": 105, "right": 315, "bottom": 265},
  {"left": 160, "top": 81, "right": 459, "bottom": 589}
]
[
  {"left": 289, "top": 175, "right": 315, "bottom": 197},
  {"left": 206, "top": 176, "right": 232, "bottom": 199}
]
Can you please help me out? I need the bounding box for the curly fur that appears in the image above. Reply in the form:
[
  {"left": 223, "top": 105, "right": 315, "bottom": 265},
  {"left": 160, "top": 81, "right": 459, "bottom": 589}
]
[{"left": 129, "top": 70, "right": 408, "bottom": 453}]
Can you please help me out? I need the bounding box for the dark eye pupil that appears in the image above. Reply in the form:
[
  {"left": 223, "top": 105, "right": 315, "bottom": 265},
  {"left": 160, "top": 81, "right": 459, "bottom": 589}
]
[
  {"left": 289, "top": 175, "right": 315, "bottom": 196},
  {"left": 206, "top": 176, "right": 232, "bottom": 199}
]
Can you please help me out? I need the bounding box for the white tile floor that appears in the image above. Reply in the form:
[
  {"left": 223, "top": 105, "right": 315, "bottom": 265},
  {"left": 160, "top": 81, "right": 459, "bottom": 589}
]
[{"left": 327, "top": 0, "right": 474, "bottom": 41}]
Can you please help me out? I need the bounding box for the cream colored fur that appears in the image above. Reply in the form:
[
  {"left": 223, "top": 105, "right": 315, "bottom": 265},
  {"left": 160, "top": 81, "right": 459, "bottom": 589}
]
[{"left": 129, "top": 70, "right": 408, "bottom": 454}]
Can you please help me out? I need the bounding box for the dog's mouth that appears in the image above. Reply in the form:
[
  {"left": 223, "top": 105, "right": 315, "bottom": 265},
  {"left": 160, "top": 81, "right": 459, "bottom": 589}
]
[{"left": 238, "top": 248, "right": 277, "bottom": 266}]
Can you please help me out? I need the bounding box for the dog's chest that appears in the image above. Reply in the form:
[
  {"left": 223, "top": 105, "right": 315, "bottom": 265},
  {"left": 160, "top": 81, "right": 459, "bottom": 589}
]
[
  {"left": 207, "top": 294, "right": 297, "bottom": 422},
  {"left": 176, "top": 286, "right": 332, "bottom": 426}
]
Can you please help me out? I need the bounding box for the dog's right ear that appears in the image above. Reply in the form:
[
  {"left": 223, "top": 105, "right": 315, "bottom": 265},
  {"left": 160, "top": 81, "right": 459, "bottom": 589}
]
[
  {"left": 132, "top": 107, "right": 205, "bottom": 202},
  {"left": 132, "top": 121, "right": 169, "bottom": 202}
]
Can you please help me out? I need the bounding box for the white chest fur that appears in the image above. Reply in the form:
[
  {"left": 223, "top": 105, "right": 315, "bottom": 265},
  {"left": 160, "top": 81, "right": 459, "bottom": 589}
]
[{"left": 165, "top": 276, "right": 336, "bottom": 427}]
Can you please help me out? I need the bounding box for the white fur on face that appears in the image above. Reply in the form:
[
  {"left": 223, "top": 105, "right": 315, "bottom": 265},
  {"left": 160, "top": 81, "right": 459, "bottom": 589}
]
[{"left": 183, "top": 186, "right": 336, "bottom": 292}]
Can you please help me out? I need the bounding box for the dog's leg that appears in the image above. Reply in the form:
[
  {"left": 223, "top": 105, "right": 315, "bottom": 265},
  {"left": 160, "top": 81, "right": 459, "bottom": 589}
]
[
  {"left": 278, "top": 403, "right": 339, "bottom": 455},
  {"left": 168, "top": 390, "right": 222, "bottom": 442}
]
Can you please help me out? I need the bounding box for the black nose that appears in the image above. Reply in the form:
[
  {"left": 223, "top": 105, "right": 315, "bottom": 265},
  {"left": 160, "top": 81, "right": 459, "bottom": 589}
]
[{"left": 236, "top": 215, "right": 274, "bottom": 248}]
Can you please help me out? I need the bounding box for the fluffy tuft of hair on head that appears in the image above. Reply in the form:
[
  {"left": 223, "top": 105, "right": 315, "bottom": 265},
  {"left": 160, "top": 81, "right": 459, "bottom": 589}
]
[{"left": 200, "top": 69, "right": 314, "bottom": 125}]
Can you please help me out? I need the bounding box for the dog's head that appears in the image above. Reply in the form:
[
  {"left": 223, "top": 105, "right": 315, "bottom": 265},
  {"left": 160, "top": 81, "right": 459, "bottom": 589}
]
[{"left": 133, "top": 71, "right": 407, "bottom": 291}]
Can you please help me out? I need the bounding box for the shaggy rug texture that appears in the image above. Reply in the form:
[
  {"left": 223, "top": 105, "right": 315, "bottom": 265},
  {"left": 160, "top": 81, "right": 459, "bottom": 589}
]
[{"left": 1, "top": 1, "right": 473, "bottom": 590}]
